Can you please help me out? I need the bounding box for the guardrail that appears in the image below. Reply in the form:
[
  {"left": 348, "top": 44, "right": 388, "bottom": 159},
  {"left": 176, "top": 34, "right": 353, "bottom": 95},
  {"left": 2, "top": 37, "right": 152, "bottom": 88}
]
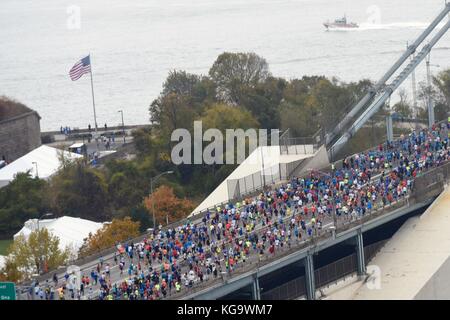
[
  {"left": 170, "top": 165, "right": 449, "bottom": 300},
  {"left": 166, "top": 194, "right": 417, "bottom": 300},
  {"left": 41, "top": 124, "right": 151, "bottom": 136},
  {"left": 261, "top": 239, "right": 387, "bottom": 300}
]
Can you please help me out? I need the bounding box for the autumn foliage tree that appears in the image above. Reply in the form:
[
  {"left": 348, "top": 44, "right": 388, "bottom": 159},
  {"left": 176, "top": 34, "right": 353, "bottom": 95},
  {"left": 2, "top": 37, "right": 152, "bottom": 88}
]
[
  {"left": 144, "top": 185, "right": 194, "bottom": 226},
  {"left": 78, "top": 217, "right": 140, "bottom": 257},
  {"left": 1, "top": 228, "right": 69, "bottom": 282}
]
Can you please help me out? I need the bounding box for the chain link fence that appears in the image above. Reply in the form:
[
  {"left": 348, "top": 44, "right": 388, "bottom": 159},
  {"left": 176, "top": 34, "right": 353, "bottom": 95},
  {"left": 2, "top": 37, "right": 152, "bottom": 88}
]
[{"left": 226, "top": 159, "right": 304, "bottom": 201}]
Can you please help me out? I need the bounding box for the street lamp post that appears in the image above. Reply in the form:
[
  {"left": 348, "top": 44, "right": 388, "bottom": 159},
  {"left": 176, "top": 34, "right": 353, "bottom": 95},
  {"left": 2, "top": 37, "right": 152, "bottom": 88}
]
[
  {"left": 426, "top": 54, "right": 440, "bottom": 128},
  {"left": 410, "top": 53, "right": 418, "bottom": 123},
  {"left": 118, "top": 110, "right": 126, "bottom": 144},
  {"left": 150, "top": 171, "right": 174, "bottom": 229},
  {"left": 260, "top": 146, "right": 266, "bottom": 188},
  {"left": 259, "top": 130, "right": 271, "bottom": 189},
  {"left": 37, "top": 213, "right": 54, "bottom": 275}
]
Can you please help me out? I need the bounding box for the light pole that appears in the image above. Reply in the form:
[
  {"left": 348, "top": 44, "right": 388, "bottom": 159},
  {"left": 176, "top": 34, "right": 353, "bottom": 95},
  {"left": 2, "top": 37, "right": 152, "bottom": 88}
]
[
  {"left": 150, "top": 171, "right": 174, "bottom": 229},
  {"left": 259, "top": 130, "right": 270, "bottom": 189},
  {"left": 37, "top": 213, "right": 54, "bottom": 274},
  {"left": 410, "top": 51, "right": 421, "bottom": 131},
  {"left": 32, "top": 162, "right": 38, "bottom": 178},
  {"left": 118, "top": 110, "right": 125, "bottom": 144},
  {"left": 260, "top": 146, "right": 266, "bottom": 188},
  {"left": 426, "top": 53, "right": 439, "bottom": 128}
]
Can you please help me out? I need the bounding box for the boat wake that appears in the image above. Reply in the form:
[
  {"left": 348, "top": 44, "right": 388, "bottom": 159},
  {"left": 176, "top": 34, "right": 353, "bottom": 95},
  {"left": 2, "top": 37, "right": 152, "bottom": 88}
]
[
  {"left": 326, "top": 21, "right": 433, "bottom": 32},
  {"left": 359, "top": 22, "right": 430, "bottom": 30}
]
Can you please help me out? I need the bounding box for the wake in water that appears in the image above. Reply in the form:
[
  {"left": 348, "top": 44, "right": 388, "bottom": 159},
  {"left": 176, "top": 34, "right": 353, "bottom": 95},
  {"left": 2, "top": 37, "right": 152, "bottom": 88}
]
[
  {"left": 359, "top": 21, "right": 430, "bottom": 30},
  {"left": 326, "top": 21, "right": 435, "bottom": 32}
]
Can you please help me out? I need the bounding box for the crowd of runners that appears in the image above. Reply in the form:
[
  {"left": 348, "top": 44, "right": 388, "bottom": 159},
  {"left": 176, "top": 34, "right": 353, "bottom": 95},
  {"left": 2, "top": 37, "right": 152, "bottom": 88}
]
[{"left": 28, "top": 123, "right": 450, "bottom": 300}]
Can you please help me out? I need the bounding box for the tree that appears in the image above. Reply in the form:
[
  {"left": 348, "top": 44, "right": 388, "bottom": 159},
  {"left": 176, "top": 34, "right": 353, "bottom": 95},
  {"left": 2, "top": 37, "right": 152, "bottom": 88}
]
[
  {"left": 312, "top": 78, "right": 356, "bottom": 133},
  {"left": 150, "top": 93, "right": 192, "bottom": 129},
  {"left": 129, "top": 204, "right": 153, "bottom": 233},
  {"left": 433, "top": 69, "right": 450, "bottom": 108},
  {"left": 393, "top": 89, "right": 412, "bottom": 118},
  {"left": 162, "top": 70, "right": 202, "bottom": 97},
  {"left": 105, "top": 160, "right": 151, "bottom": 217},
  {"left": 0, "top": 172, "right": 49, "bottom": 238},
  {"left": 279, "top": 101, "right": 318, "bottom": 137},
  {"left": 209, "top": 52, "right": 270, "bottom": 104},
  {"left": 239, "top": 77, "right": 285, "bottom": 129},
  {"left": 78, "top": 217, "right": 140, "bottom": 257},
  {"left": 132, "top": 127, "right": 154, "bottom": 156},
  {"left": 201, "top": 103, "right": 259, "bottom": 132},
  {"left": 149, "top": 93, "right": 198, "bottom": 148},
  {"left": 1, "top": 228, "right": 69, "bottom": 282},
  {"left": 279, "top": 77, "right": 371, "bottom": 137},
  {"left": 199, "top": 103, "right": 260, "bottom": 166},
  {"left": 143, "top": 185, "right": 194, "bottom": 226},
  {"left": 432, "top": 69, "right": 450, "bottom": 121},
  {"left": 149, "top": 71, "right": 213, "bottom": 136},
  {"left": 48, "top": 161, "right": 110, "bottom": 221}
]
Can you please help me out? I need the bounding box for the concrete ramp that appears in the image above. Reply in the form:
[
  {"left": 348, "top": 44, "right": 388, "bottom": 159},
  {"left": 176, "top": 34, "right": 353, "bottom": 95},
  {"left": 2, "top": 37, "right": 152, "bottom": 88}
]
[{"left": 348, "top": 184, "right": 450, "bottom": 299}]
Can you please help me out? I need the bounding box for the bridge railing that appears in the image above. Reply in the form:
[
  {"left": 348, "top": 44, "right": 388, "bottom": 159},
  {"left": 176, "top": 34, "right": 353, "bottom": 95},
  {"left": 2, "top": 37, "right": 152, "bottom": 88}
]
[
  {"left": 261, "top": 239, "right": 387, "bottom": 300},
  {"left": 173, "top": 164, "right": 450, "bottom": 300},
  {"left": 167, "top": 194, "right": 415, "bottom": 300}
]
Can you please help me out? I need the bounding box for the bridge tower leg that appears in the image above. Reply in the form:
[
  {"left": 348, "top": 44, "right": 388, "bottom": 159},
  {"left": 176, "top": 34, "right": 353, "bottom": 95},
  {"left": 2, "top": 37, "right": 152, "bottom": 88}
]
[
  {"left": 356, "top": 229, "right": 366, "bottom": 278},
  {"left": 386, "top": 114, "right": 394, "bottom": 143},
  {"left": 304, "top": 251, "right": 316, "bottom": 300},
  {"left": 252, "top": 275, "right": 261, "bottom": 300}
]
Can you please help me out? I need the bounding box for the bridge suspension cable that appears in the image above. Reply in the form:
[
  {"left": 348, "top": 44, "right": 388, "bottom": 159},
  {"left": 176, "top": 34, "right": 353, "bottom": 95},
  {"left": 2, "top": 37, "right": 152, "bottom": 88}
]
[{"left": 327, "top": 3, "right": 450, "bottom": 158}]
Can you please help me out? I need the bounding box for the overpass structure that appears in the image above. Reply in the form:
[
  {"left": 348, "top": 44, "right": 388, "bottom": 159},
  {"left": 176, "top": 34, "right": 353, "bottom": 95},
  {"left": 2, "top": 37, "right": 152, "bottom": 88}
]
[
  {"left": 332, "top": 184, "right": 450, "bottom": 300},
  {"left": 326, "top": 3, "right": 450, "bottom": 160},
  {"left": 178, "top": 161, "right": 450, "bottom": 300}
]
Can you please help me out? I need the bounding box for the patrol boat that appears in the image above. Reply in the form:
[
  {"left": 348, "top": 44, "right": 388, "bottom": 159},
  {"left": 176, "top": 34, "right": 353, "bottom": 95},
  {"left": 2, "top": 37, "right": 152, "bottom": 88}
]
[{"left": 323, "top": 15, "right": 359, "bottom": 29}]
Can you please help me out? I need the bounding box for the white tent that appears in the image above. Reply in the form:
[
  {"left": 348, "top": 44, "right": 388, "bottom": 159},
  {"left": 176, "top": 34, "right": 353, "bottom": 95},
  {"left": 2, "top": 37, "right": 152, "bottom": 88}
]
[
  {"left": 0, "top": 145, "right": 83, "bottom": 188},
  {"left": 14, "top": 216, "right": 105, "bottom": 258}
]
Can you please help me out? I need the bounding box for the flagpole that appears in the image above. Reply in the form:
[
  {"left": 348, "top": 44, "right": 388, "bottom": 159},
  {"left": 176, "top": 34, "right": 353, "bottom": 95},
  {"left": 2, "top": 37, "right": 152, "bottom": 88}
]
[{"left": 89, "top": 53, "right": 98, "bottom": 133}]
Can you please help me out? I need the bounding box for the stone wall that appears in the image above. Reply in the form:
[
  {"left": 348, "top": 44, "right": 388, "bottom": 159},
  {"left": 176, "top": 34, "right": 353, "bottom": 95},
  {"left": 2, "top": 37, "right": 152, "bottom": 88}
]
[{"left": 0, "top": 111, "right": 41, "bottom": 162}]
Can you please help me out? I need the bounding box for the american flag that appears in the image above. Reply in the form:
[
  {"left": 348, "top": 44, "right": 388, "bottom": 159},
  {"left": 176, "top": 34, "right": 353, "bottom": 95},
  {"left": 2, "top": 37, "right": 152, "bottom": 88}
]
[{"left": 69, "top": 55, "right": 91, "bottom": 81}]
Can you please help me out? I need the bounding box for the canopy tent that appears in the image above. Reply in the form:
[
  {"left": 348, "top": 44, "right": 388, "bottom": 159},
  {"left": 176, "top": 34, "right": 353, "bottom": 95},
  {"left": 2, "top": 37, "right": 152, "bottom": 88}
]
[
  {"left": 14, "top": 216, "right": 105, "bottom": 258},
  {"left": 0, "top": 145, "right": 83, "bottom": 188}
]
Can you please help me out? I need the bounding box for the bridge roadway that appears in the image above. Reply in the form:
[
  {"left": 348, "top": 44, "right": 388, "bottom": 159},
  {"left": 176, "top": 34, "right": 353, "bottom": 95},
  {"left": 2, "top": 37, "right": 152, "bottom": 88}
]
[
  {"left": 20, "top": 193, "right": 420, "bottom": 300},
  {"left": 20, "top": 160, "right": 447, "bottom": 300},
  {"left": 181, "top": 162, "right": 450, "bottom": 300},
  {"left": 18, "top": 128, "right": 450, "bottom": 300},
  {"left": 182, "top": 197, "right": 433, "bottom": 300},
  {"left": 20, "top": 197, "right": 336, "bottom": 300}
]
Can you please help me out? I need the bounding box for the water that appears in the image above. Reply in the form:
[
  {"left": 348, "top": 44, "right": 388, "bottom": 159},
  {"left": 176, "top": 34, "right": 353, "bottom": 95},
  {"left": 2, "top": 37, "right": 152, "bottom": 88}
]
[{"left": 1, "top": 0, "right": 449, "bottom": 131}]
